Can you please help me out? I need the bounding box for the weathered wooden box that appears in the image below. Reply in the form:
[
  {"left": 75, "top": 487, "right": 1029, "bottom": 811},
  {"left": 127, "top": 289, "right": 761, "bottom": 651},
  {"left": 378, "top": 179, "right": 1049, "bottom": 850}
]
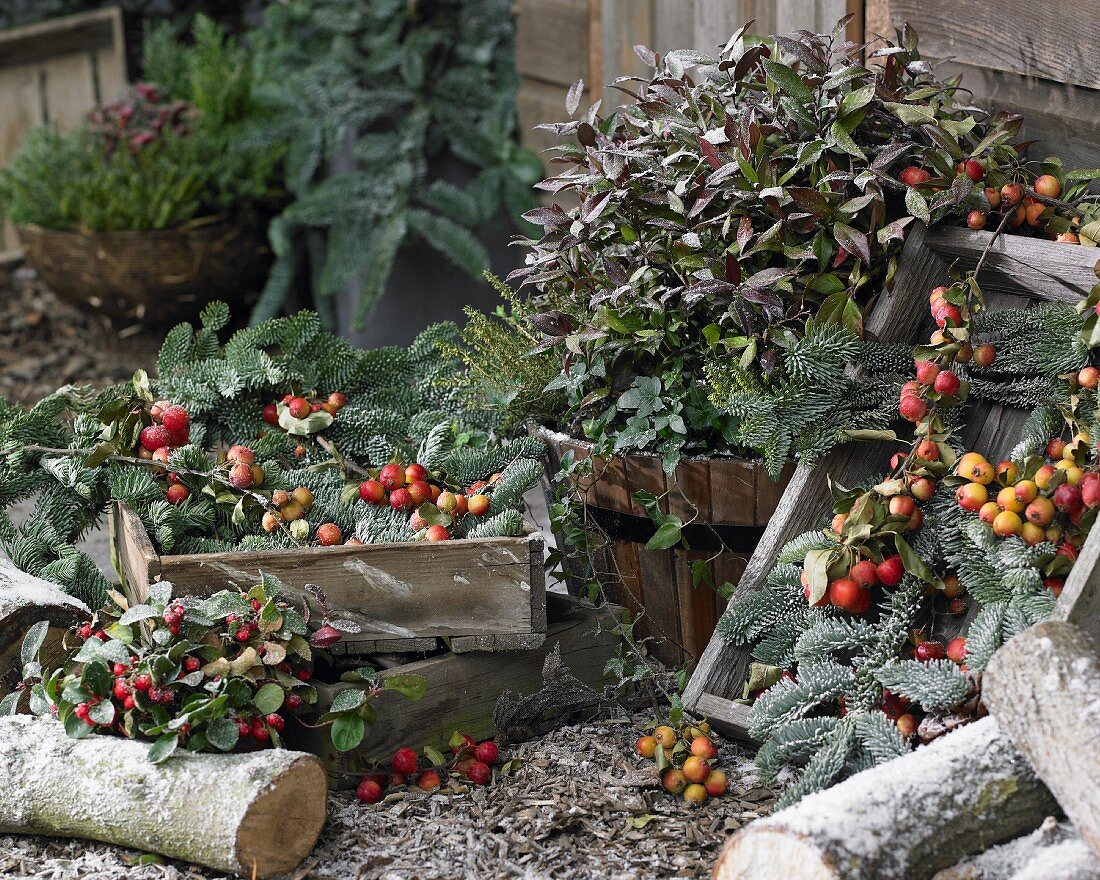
[
  {"left": 289, "top": 593, "right": 625, "bottom": 788},
  {"left": 110, "top": 501, "right": 547, "bottom": 654}
]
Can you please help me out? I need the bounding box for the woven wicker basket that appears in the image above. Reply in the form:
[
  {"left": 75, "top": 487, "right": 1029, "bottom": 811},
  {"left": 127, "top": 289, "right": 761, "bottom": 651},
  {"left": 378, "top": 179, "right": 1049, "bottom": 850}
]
[{"left": 17, "top": 222, "right": 271, "bottom": 323}]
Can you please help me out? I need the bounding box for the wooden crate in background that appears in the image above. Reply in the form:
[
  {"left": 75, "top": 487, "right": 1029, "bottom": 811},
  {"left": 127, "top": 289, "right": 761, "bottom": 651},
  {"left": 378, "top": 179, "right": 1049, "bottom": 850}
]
[{"left": 0, "top": 6, "right": 127, "bottom": 257}]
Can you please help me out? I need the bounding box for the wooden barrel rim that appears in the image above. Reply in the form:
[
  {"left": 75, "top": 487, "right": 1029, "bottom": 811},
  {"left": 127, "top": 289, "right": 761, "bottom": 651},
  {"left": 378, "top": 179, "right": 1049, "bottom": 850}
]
[{"left": 533, "top": 425, "right": 794, "bottom": 528}]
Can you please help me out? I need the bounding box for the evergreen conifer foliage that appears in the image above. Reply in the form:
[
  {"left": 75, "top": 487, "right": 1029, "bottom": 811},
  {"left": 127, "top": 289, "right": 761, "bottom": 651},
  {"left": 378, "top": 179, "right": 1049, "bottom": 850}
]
[
  {"left": 0, "top": 304, "right": 543, "bottom": 607},
  {"left": 247, "top": 0, "right": 542, "bottom": 327}
]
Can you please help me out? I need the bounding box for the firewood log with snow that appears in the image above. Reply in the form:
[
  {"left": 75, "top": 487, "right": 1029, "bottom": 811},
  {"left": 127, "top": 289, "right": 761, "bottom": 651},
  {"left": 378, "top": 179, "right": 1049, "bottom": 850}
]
[
  {"left": 0, "top": 558, "right": 87, "bottom": 703},
  {"left": 0, "top": 714, "right": 327, "bottom": 877},
  {"left": 714, "top": 716, "right": 1057, "bottom": 880},
  {"left": 984, "top": 620, "right": 1100, "bottom": 862},
  {"left": 932, "top": 817, "right": 1100, "bottom": 880}
]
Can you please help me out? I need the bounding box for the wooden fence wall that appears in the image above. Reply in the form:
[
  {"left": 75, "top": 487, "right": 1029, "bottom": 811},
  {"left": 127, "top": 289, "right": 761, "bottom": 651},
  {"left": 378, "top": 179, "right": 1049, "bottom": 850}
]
[
  {"left": 515, "top": 0, "right": 861, "bottom": 157},
  {"left": 866, "top": 0, "right": 1100, "bottom": 172},
  {"left": 0, "top": 6, "right": 127, "bottom": 256}
]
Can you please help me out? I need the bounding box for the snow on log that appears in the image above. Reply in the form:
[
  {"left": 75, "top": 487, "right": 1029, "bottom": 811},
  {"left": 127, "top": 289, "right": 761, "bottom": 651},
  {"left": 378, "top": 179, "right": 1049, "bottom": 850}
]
[
  {"left": 0, "top": 714, "right": 327, "bottom": 877},
  {"left": 932, "top": 817, "right": 1100, "bottom": 880},
  {"left": 0, "top": 558, "right": 87, "bottom": 701},
  {"left": 984, "top": 620, "right": 1100, "bottom": 861},
  {"left": 714, "top": 717, "right": 1058, "bottom": 880}
]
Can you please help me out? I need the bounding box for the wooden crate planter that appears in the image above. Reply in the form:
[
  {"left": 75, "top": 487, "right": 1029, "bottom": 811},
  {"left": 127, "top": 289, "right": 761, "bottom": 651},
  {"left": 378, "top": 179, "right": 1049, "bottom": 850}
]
[
  {"left": 683, "top": 223, "right": 1100, "bottom": 740},
  {"left": 289, "top": 593, "right": 624, "bottom": 788},
  {"left": 535, "top": 428, "right": 794, "bottom": 668},
  {"left": 111, "top": 501, "right": 547, "bottom": 654}
]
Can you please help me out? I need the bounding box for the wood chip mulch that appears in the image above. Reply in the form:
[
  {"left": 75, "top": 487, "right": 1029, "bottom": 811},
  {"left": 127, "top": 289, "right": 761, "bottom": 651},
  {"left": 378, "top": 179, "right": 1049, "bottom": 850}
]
[
  {"left": 0, "top": 711, "right": 778, "bottom": 880},
  {"left": 0, "top": 263, "right": 158, "bottom": 406}
]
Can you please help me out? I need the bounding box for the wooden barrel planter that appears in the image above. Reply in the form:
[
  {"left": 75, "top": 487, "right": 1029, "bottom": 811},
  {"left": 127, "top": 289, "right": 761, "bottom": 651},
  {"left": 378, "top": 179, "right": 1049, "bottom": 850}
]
[
  {"left": 536, "top": 426, "right": 794, "bottom": 667},
  {"left": 17, "top": 222, "right": 271, "bottom": 324}
]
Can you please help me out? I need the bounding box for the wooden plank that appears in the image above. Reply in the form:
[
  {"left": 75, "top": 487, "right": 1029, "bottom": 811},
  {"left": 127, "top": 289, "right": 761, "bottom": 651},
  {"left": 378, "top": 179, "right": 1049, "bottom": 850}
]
[
  {"left": 708, "top": 459, "right": 757, "bottom": 526},
  {"left": 624, "top": 453, "right": 668, "bottom": 517},
  {"left": 42, "top": 52, "right": 97, "bottom": 130},
  {"left": 674, "top": 549, "right": 718, "bottom": 663},
  {"left": 756, "top": 461, "right": 795, "bottom": 525},
  {"left": 0, "top": 7, "right": 121, "bottom": 65},
  {"left": 515, "top": 0, "right": 588, "bottom": 86},
  {"left": 669, "top": 457, "right": 712, "bottom": 522},
  {"left": 328, "top": 636, "right": 438, "bottom": 656},
  {"left": 887, "top": 0, "right": 1100, "bottom": 91},
  {"left": 924, "top": 227, "right": 1100, "bottom": 305},
  {"left": 296, "top": 596, "right": 624, "bottom": 787},
  {"left": 1055, "top": 524, "right": 1100, "bottom": 647},
  {"left": 692, "top": 691, "right": 755, "bottom": 742},
  {"left": 109, "top": 502, "right": 159, "bottom": 600},
  {"left": 518, "top": 78, "right": 569, "bottom": 159},
  {"left": 638, "top": 545, "right": 682, "bottom": 665},
  {"left": 116, "top": 503, "right": 545, "bottom": 641},
  {"left": 450, "top": 632, "right": 546, "bottom": 653}
]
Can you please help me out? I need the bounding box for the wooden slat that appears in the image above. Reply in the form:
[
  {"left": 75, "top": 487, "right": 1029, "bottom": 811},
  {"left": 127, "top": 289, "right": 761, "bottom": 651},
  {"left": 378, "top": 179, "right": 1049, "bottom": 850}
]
[
  {"left": 624, "top": 453, "right": 668, "bottom": 517},
  {"left": 674, "top": 549, "right": 719, "bottom": 663},
  {"left": 887, "top": 0, "right": 1100, "bottom": 91},
  {"left": 708, "top": 458, "right": 759, "bottom": 526},
  {"left": 515, "top": 0, "right": 588, "bottom": 86},
  {"left": 669, "top": 458, "right": 713, "bottom": 522},
  {"left": 0, "top": 7, "right": 120, "bottom": 65},
  {"left": 298, "top": 596, "right": 625, "bottom": 787},
  {"left": 638, "top": 546, "right": 682, "bottom": 665},
  {"left": 925, "top": 227, "right": 1100, "bottom": 304},
  {"left": 109, "top": 502, "right": 159, "bottom": 601}
]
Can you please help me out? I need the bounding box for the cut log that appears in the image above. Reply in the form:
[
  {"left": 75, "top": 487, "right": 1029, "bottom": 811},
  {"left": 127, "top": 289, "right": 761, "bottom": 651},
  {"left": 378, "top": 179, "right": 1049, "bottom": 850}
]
[
  {"left": 0, "top": 714, "right": 327, "bottom": 878},
  {"left": 0, "top": 558, "right": 87, "bottom": 702},
  {"left": 714, "top": 717, "right": 1058, "bottom": 880},
  {"left": 984, "top": 620, "right": 1100, "bottom": 861},
  {"left": 932, "top": 817, "right": 1100, "bottom": 880}
]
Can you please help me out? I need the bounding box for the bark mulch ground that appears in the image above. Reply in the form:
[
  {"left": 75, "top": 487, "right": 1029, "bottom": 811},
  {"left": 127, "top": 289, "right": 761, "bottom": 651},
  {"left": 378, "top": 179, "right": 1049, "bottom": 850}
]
[
  {"left": 0, "top": 263, "right": 157, "bottom": 406},
  {"left": 0, "top": 711, "right": 778, "bottom": 879}
]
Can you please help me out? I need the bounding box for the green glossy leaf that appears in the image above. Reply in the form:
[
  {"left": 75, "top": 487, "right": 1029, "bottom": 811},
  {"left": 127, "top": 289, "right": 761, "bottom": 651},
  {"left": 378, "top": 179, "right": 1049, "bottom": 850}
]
[
  {"left": 331, "top": 713, "right": 366, "bottom": 752},
  {"left": 382, "top": 673, "right": 428, "bottom": 701},
  {"left": 252, "top": 682, "right": 285, "bottom": 714}
]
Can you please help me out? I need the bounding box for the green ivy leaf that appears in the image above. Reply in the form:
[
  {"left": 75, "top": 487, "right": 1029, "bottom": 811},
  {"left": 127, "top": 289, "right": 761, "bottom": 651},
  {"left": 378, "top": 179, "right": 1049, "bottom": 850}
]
[
  {"left": 329, "top": 689, "right": 367, "bottom": 713},
  {"left": 645, "top": 520, "right": 684, "bottom": 551},
  {"left": 147, "top": 732, "right": 179, "bottom": 763}
]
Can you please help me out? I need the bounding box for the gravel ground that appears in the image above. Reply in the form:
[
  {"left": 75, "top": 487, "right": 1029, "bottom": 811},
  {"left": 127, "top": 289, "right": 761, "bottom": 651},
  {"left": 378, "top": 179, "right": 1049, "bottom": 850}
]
[{"left": 0, "top": 712, "right": 777, "bottom": 879}]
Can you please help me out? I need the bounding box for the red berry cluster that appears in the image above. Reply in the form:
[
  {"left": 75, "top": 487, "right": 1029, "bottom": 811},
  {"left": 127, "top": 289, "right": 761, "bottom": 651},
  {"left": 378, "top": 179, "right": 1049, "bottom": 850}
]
[
  {"left": 86, "top": 83, "right": 195, "bottom": 157},
  {"left": 355, "top": 734, "right": 504, "bottom": 804},
  {"left": 138, "top": 400, "right": 194, "bottom": 505},
  {"left": 635, "top": 721, "right": 728, "bottom": 806},
  {"left": 899, "top": 158, "right": 1080, "bottom": 243},
  {"left": 358, "top": 462, "right": 498, "bottom": 542},
  {"left": 262, "top": 391, "right": 348, "bottom": 427}
]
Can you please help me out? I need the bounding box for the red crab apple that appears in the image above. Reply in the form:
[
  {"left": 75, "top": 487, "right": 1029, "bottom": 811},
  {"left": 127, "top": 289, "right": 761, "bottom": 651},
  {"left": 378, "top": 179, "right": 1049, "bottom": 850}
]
[
  {"left": 389, "top": 488, "right": 413, "bottom": 511},
  {"left": 914, "top": 640, "right": 946, "bottom": 662},
  {"left": 227, "top": 445, "right": 254, "bottom": 465},
  {"left": 1053, "top": 483, "right": 1083, "bottom": 514},
  {"left": 1078, "top": 367, "right": 1100, "bottom": 390},
  {"left": 704, "top": 770, "right": 728, "bottom": 797},
  {"left": 287, "top": 397, "right": 311, "bottom": 419},
  {"left": 378, "top": 463, "right": 406, "bottom": 491},
  {"left": 140, "top": 425, "right": 171, "bottom": 452},
  {"left": 897, "top": 714, "right": 918, "bottom": 737},
  {"left": 1001, "top": 183, "right": 1025, "bottom": 206},
  {"left": 876, "top": 554, "right": 905, "bottom": 587},
  {"left": 828, "top": 578, "right": 866, "bottom": 613},
  {"left": 899, "top": 395, "right": 927, "bottom": 423},
  {"left": 392, "top": 748, "right": 419, "bottom": 775},
  {"left": 915, "top": 361, "right": 940, "bottom": 385},
  {"left": 467, "top": 494, "right": 490, "bottom": 516},
  {"left": 356, "top": 778, "right": 383, "bottom": 804},
  {"left": 900, "top": 166, "right": 931, "bottom": 186},
  {"left": 662, "top": 768, "right": 688, "bottom": 795},
  {"left": 967, "top": 210, "right": 987, "bottom": 230},
  {"left": 636, "top": 735, "right": 657, "bottom": 758},
  {"left": 690, "top": 736, "right": 718, "bottom": 760},
  {"left": 683, "top": 784, "right": 708, "bottom": 805},
  {"left": 161, "top": 405, "right": 189, "bottom": 434},
  {"left": 466, "top": 762, "right": 491, "bottom": 785},
  {"left": 850, "top": 559, "right": 879, "bottom": 588},
  {"left": 166, "top": 484, "right": 190, "bottom": 505},
  {"left": 947, "top": 636, "right": 968, "bottom": 664},
  {"left": 417, "top": 770, "right": 442, "bottom": 792},
  {"left": 654, "top": 725, "right": 678, "bottom": 748},
  {"left": 316, "top": 523, "right": 342, "bottom": 546},
  {"left": 405, "top": 463, "right": 428, "bottom": 483},
  {"left": 425, "top": 525, "right": 451, "bottom": 542},
  {"left": 359, "top": 479, "right": 386, "bottom": 504},
  {"left": 228, "top": 462, "right": 254, "bottom": 489},
  {"left": 934, "top": 371, "right": 961, "bottom": 396},
  {"left": 959, "top": 159, "right": 984, "bottom": 181},
  {"left": 973, "top": 344, "right": 996, "bottom": 368},
  {"left": 1034, "top": 174, "right": 1061, "bottom": 199},
  {"left": 475, "top": 741, "right": 499, "bottom": 765},
  {"left": 262, "top": 403, "right": 279, "bottom": 425},
  {"left": 406, "top": 480, "right": 432, "bottom": 506}
]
